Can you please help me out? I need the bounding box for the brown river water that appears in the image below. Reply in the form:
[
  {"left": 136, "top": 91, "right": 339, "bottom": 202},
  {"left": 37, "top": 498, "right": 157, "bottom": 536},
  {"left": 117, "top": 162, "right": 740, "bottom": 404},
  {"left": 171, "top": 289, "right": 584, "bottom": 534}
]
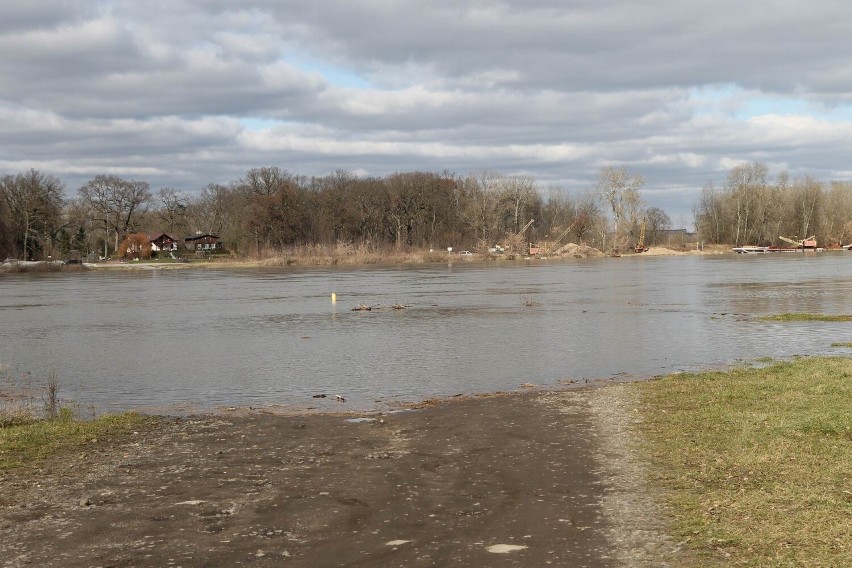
[{"left": 2, "top": 254, "right": 851, "bottom": 413}]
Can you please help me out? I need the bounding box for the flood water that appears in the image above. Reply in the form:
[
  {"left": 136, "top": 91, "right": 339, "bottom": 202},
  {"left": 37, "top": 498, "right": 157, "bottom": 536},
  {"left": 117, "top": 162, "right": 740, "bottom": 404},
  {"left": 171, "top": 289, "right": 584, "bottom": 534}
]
[{"left": 2, "top": 254, "right": 852, "bottom": 413}]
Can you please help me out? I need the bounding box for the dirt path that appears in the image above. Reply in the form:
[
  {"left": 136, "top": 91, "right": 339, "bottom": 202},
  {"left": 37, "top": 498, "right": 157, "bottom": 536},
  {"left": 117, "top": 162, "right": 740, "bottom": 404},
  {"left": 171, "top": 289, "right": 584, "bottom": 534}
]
[{"left": 1, "top": 388, "right": 682, "bottom": 567}]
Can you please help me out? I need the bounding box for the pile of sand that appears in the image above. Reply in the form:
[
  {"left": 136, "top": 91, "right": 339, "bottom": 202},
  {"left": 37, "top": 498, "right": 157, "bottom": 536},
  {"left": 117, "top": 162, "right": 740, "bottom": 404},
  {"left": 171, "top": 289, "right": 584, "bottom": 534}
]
[
  {"left": 639, "top": 246, "right": 683, "bottom": 256},
  {"left": 554, "top": 243, "right": 606, "bottom": 258}
]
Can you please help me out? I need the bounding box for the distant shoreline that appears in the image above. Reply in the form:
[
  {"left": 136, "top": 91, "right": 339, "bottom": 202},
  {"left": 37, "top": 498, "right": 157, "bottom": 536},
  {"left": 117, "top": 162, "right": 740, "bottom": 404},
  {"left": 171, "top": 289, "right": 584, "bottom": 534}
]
[{"left": 1, "top": 244, "right": 731, "bottom": 274}]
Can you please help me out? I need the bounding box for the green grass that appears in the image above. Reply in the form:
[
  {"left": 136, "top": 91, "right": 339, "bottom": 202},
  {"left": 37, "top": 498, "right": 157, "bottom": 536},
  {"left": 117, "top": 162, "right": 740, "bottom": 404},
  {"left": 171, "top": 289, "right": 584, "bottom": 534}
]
[
  {"left": 0, "top": 411, "right": 153, "bottom": 472},
  {"left": 830, "top": 342, "right": 852, "bottom": 348},
  {"left": 636, "top": 357, "right": 852, "bottom": 566},
  {"left": 761, "top": 313, "right": 852, "bottom": 322}
]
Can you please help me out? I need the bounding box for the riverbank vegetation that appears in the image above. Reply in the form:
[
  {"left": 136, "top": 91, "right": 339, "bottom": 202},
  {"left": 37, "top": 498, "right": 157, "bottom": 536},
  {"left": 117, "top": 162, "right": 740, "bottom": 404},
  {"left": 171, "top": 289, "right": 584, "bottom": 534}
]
[
  {"left": 761, "top": 312, "right": 852, "bottom": 322},
  {"left": 636, "top": 357, "right": 852, "bottom": 566},
  {"left": 244, "top": 243, "right": 452, "bottom": 266},
  {"left": 4, "top": 161, "right": 852, "bottom": 265},
  {"left": 0, "top": 167, "right": 652, "bottom": 262},
  {"left": 0, "top": 369, "right": 151, "bottom": 471},
  {"left": 0, "top": 411, "right": 151, "bottom": 472},
  {"left": 695, "top": 162, "right": 852, "bottom": 247}
]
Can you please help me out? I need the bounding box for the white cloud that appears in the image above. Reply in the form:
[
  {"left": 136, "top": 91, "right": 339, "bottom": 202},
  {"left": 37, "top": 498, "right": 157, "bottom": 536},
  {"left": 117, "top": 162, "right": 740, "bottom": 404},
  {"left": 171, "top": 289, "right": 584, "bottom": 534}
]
[{"left": 2, "top": 0, "right": 852, "bottom": 219}]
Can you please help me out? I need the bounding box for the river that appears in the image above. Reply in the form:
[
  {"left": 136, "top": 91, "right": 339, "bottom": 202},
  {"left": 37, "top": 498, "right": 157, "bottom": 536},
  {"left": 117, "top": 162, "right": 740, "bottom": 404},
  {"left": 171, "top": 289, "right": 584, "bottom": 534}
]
[{"left": 2, "top": 253, "right": 851, "bottom": 413}]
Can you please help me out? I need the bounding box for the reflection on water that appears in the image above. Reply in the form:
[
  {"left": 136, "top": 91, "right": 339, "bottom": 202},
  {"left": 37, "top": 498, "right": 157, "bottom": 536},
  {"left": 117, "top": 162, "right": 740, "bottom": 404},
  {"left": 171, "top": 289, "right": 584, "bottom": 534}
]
[{"left": 2, "top": 254, "right": 852, "bottom": 412}]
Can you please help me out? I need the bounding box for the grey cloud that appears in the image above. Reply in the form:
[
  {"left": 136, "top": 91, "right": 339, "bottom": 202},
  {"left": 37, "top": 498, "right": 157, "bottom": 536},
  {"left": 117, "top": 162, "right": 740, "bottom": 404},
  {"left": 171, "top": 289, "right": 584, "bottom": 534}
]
[
  {"left": 2, "top": 0, "right": 852, "bottom": 225},
  {"left": 0, "top": 0, "right": 96, "bottom": 33},
  {"left": 258, "top": 0, "right": 852, "bottom": 96}
]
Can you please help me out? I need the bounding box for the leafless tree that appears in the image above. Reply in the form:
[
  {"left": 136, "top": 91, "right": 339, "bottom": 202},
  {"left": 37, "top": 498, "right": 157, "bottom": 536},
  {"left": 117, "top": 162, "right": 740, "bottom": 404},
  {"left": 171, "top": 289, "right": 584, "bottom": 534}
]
[
  {"left": 597, "top": 167, "right": 644, "bottom": 250},
  {"left": 78, "top": 175, "right": 153, "bottom": 258},
  {"left": 157, "top": 187, "right": 189, "bottom": 234},
  {"left": 0, "top": 169, "right": 64, "bottom": 259},
  {"left": 644, "top": 206, "right": 671, "bottom": 245},
  {"left": 497, "top": 175, "right": 537, "bottom": 234}
]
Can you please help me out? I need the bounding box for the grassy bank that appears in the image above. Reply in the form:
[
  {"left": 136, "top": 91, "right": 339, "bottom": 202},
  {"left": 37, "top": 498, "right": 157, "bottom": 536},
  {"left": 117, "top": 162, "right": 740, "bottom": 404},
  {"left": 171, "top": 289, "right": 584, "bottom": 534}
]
[
  {"left": 636, "top": 357, "right": 852, "bottom": 566},
  {"left": 761, "top": 312, "right": 852, "bottom": 322},
  {"left": 252, "top": 244, "right": 452, "bottom": 266},
  {"left": 0, "top": 411, "right": 153, "bottom": 472},
  {"left": 1, "top": 368, "right": 153, "bottom": 472},
  {"left": 0, "top": 261, "right": 88, "bottom": 274}
]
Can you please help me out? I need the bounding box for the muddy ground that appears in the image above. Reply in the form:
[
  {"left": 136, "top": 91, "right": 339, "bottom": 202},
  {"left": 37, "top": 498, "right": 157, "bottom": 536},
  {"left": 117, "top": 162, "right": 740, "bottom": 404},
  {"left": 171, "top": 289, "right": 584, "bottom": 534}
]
[{"left": 1, "top": 386, "right": 689, "bottom": 567}]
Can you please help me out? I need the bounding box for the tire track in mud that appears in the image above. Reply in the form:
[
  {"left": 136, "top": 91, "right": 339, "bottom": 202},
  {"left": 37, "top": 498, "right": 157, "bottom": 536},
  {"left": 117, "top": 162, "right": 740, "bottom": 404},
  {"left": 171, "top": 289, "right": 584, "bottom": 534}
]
[{"left": 542, "top": 385, "right": 683, "bottom": 567}]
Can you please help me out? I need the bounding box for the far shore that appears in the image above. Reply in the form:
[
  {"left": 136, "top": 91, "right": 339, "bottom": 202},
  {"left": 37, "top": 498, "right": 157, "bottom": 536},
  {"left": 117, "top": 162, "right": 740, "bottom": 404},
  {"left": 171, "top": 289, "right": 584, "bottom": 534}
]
[
  {"left": 55, "top": 243, "right": 727, "bottom": 272},
  {"left": 2, "top": 244, "right": 734, "bottom": 274}
]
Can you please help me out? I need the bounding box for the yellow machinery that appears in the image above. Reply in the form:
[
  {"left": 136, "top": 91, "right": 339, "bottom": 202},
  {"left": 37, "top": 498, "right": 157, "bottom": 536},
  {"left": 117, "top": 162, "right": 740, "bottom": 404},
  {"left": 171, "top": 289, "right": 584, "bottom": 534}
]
[
  {"left": 634, "top": 218, "right": 648, "bottom": 253},
  {"left": 779, "top": 235, "right": 816, "bottom": 248}
]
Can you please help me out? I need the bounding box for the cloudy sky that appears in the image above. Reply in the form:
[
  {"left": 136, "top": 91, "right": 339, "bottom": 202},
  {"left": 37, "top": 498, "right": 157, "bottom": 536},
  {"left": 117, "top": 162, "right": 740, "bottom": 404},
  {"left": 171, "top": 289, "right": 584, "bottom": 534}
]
[{"left": 3, "top": 0, "right": 852, "bottom": 223}]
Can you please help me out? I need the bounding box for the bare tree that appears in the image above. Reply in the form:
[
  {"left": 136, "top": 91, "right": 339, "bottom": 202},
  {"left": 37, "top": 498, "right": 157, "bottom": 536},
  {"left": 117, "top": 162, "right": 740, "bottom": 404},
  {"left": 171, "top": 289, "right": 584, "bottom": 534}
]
[
  {"left": 726, "top": 162, "right": 769, "bottom": 246},
  {"left": 461, "top": 172, "right": 500, "bottom": 244},
  {"left": 497, "top": 175, "right": 537, "bottom": 234},
  {"left": 792, "top": 176, "right": 822, "bottom": 241},
  {"left": 240, "top": 166, "right": 295, "bottom": 196},
  {"left": 644, "top": 206, "right": 671, "bottom": 245},
  {"left": 822, "top": 182, "right": 852, "bottom": 245},
  {"left": 597, "top": 167, "right": 644, "bottom": 250},
  {"left": 695, "top": 182, "right": 722, "bottom": 243},
  {"left": 574, "top": 191, "right": 602, "bottom": 245},
  {"left": 78, "top": 175, "right": 152, "bottom": 258},
  {"left": 0, "top": 169, "right": 64, "bottom": 259},
  {"left": 157, "top": 187, "right": 189, "bottom": 234}
]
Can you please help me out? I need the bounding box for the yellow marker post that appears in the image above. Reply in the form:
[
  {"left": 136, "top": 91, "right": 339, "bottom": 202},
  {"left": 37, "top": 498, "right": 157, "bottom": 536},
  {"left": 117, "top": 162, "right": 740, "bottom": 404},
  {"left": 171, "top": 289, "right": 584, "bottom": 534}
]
[{"left": 331, "top": 292, "right": 337, "bottom": 304}]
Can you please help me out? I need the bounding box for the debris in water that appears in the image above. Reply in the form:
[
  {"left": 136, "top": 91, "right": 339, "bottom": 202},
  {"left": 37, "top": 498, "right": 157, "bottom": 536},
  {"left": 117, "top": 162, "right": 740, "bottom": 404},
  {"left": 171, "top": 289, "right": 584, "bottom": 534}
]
[
  {"left": 486, "top": 544, "right": 528, "bottom": 554},
  {"left": 386, "top": 540, "right": 410, "bottom": 546}
]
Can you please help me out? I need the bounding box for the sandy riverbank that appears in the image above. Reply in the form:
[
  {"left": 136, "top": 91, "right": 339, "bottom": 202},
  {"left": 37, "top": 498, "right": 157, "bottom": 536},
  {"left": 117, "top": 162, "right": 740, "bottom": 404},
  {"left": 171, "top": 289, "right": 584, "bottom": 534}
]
[
  {"left": 77, "top": 244, "right": 727, "bottom": 271},
  {"left": 0, "top": 387, "right": 687, "bottom": 568}
]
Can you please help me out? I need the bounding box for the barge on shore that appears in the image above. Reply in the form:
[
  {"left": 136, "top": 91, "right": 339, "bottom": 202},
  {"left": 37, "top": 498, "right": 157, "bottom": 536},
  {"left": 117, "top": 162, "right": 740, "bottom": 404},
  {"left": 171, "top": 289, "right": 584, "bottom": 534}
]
[{"left": 732, "top": 246, "right": 830, "bottom": 254}]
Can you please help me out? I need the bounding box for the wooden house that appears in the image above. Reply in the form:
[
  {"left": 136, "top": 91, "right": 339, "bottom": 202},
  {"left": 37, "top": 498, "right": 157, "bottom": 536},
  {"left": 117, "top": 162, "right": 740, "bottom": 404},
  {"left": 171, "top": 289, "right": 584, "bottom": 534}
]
[
  {"left": 149, "top": 233, "right": 179, "bottom": 252},
  {"left": 184, "top": 233, "right": 223, "bottom": 252}
]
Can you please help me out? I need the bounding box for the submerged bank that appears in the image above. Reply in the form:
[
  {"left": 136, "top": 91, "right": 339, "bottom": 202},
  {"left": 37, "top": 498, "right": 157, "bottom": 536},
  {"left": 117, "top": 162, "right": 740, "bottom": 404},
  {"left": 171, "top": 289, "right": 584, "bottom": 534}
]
[
  {"left": 0, "top": 388, "right": 681, "bottom": 567},
  {"left": 2, "top": 357, "right": 849, "bottom": 566}
]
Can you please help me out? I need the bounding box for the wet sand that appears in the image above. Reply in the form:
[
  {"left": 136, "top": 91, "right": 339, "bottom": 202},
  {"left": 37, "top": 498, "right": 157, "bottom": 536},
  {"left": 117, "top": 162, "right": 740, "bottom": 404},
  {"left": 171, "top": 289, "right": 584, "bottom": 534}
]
[{"left": 1, "top": 386, "right": 684, "bottom": 567}]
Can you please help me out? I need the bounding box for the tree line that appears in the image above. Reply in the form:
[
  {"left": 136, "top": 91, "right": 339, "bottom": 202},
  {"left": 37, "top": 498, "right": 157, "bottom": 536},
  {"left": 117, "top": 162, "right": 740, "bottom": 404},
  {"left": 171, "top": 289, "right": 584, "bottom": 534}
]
[
  {"left": 694, "top": 162, "right": 852, "bottom": 247},
  {"left": 0, "top": 166, "right": 669, "bottom": 260},
  {"left": 3, "top": 161, "right": 850, "bottom": 261}
]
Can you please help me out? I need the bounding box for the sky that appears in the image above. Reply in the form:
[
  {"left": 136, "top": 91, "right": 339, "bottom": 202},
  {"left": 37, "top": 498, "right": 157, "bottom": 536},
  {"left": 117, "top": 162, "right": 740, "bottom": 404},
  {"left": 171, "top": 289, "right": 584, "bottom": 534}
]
[{"left": 3, "top": 0, "right": 852, "bottom": 226}]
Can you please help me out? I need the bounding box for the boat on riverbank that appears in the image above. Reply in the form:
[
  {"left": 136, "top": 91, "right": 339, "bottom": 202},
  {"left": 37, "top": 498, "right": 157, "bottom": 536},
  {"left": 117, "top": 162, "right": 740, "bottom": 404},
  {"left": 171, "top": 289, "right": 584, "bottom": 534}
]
[
  {"left": 732, "top": 246, "right": 769, "bottom": 254},
  {"left": 733, "top": 246, "right": 828, "bottom": 254}
]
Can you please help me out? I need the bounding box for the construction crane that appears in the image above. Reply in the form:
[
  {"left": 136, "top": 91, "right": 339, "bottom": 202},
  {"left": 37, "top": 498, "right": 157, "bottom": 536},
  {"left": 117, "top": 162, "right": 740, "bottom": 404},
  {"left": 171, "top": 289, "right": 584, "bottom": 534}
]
[
  {"left": 514, "top": 219, "right": 537, "bottom": 255},
  {"left": 779, "top": 235, "right": 816, "bottom": 248},
  {"left": 543, "top": 221, "right": 577, "bottom": 254},
  {"left": 516, "top": 218, "right": 534, "bottom": 238},
  {"left": 634, "top": 218, "right": 648, "bottom": 253},
  {"left": 499, "top": 219, "right": 535, "bottom": 255}
]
